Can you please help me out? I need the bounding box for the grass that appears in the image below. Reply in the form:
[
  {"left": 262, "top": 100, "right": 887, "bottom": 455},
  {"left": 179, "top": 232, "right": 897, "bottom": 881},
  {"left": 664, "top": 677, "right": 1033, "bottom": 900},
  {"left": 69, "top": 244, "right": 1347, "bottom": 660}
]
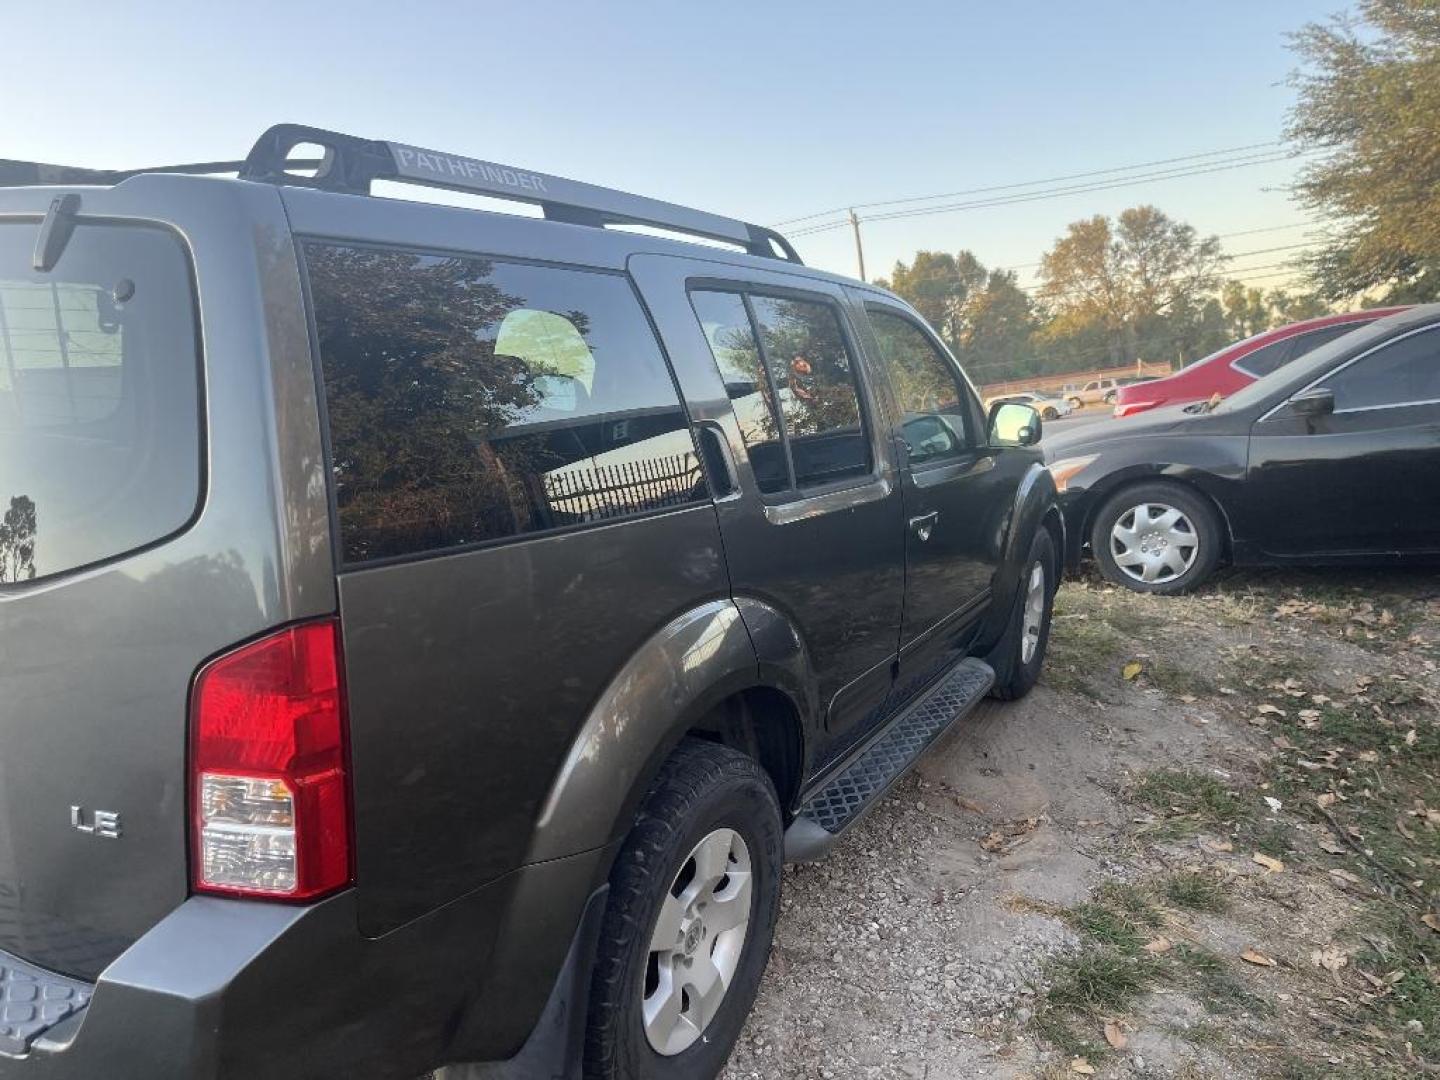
[
  {"left": 1046, "top": 949, "right": 1157, "bottom": 1014},
  {"left": 1354, "top": 906, "right": 1440, "bottom": 1063},
  {"left": 1133, "top": 767, "right": 1246, "bottom": 839},
  {"left": 1162, "top": 871, "right": 1230, "bottom": 913}
]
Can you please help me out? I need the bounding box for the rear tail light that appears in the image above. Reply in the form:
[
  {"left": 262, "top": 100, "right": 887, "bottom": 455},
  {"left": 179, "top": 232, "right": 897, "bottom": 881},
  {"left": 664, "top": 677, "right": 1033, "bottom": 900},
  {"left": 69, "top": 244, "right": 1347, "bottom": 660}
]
[
  {"left": 1113, "top": 401, "right": 1156, "bottom": 418},
  {"left": 190, "top": 620, "right": 351, "bottom": 900}
]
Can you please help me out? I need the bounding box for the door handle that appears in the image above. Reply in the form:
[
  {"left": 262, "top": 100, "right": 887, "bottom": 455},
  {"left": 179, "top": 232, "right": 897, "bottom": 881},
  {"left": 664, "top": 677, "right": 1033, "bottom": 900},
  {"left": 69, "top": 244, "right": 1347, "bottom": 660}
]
[{"left": 909, "top": 510, "right": 939, "bottom": 541}]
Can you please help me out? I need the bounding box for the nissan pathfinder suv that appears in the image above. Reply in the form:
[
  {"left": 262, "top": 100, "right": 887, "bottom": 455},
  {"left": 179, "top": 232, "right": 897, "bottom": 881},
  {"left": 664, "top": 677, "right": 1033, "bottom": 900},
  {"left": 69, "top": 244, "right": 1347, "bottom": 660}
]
[{"left": 0, "top": 125, "right": 1062, "bottom": 1079}]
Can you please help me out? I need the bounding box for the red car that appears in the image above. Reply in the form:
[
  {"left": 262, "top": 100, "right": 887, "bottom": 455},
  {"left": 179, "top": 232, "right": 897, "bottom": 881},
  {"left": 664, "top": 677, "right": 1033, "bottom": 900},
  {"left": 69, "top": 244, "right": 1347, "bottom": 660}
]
[{"left": 1112, "top": 307, "right": 1411, "bottom": 418}]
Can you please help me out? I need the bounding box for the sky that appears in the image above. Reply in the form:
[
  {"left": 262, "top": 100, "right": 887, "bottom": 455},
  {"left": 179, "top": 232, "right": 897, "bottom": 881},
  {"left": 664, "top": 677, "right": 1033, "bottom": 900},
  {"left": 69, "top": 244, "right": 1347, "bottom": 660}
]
[{"left": 4, "top": 0, "right": 1341, "bottom": 289}]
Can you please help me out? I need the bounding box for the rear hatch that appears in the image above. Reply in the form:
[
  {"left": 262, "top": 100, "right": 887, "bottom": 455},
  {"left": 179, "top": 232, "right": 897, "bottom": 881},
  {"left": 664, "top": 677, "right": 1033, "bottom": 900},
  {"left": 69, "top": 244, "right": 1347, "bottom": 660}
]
[{"left": 0, "top": 212, "right": 207, "bottom": 979}]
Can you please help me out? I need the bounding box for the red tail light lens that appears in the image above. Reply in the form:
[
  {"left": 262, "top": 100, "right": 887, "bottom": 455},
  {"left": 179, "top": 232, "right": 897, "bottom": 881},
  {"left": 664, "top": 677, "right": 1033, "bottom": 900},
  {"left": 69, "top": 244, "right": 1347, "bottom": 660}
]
[{"left": 190, "top": 619, "right": 351, "bottom": 900}]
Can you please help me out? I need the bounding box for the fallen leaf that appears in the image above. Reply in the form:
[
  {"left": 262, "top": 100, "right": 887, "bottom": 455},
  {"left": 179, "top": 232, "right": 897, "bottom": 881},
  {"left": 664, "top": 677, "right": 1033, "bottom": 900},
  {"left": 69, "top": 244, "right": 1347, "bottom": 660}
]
[
  {"left": 1319, "top": 838, "right": 1346, "bottom": 854},
  {"left": 1330, "top": 868, "right": 1365, "bottom": 886},
  {"left": 1263, "top": 797, "right": 1283, "bottom": 813},
  {"left": 1311, "top": 945, "right": 1349, "bottom": 972},
  {"left": 1316, "top": 793, "right": 1338, "bottom": 809},
  {"left": 1070, "top": 1058, "right": 1097, "bottom": 1076},
  {"left": 1396, "top": 817, "right": 1416, "bottom": 841},
  {"left": 1241, "top": 948, "right": 1277, "bottom": 967},
  {"left": 1253, "top": 853, "right": 1285, "bottom": 873},
  {"left": 1422, "top": 914, "right": 1440, "bottom": 934},
  {"left": 955, "top": 795, "right": 986, "bottom": 814},
  {"left": 1143, "top": 936, "right": 1173, "bottom": 954},
  {"left": 1104, "top": 1022, "right": 1127, "bottom": 1050},
  {"left": 1406, "top": 728, "right": 1418, "bottom": 747},
  {"left": 1257, "top": 704, "right": 1287, "bottom": 717},
  {"left": 1203, "top": 839, "right": 1234, "bottom": 853},
  {"left": 1122, "top": 661, "right": 1143, "bottom": 681}
]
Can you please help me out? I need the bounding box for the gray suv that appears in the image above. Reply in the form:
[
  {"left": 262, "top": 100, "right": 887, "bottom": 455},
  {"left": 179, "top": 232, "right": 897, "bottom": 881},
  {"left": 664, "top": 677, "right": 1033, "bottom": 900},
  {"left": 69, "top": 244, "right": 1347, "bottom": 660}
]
[{"left": 0, "top": 125, "right": 1062, "bottom": 1079}]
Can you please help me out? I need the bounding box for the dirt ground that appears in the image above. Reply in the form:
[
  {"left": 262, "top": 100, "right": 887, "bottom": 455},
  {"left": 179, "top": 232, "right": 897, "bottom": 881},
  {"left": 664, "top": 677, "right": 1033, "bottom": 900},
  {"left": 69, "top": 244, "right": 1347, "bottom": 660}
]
[{"left": 723, "top": 566, "right": 1440, "bottom": 1080}]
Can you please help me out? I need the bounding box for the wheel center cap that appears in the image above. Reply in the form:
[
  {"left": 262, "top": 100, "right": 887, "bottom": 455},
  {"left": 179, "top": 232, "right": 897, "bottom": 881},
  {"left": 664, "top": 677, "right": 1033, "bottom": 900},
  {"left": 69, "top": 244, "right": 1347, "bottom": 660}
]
[
  {"left": 1140, "top": 532, "right": 1167, "bottom": 556},
  {"left": 682, "top": 920, "right": 703, "bottom": 956}
]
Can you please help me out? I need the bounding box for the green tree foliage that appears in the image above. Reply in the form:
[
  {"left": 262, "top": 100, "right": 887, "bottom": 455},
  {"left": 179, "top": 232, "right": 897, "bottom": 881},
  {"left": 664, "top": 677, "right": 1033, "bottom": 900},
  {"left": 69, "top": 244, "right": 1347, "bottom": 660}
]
[
  {"left": 0, "top": 494, "right": 37, "bottom": 583},
  {"left": 1287, "top": 0, "right": 1440, "bottom": 302},
  {"left": 1037, "top": 206, "right": 1224, "bottom": 365},
  {"left": 879, "top": 251, "right": 1036, "bottom": 380}
]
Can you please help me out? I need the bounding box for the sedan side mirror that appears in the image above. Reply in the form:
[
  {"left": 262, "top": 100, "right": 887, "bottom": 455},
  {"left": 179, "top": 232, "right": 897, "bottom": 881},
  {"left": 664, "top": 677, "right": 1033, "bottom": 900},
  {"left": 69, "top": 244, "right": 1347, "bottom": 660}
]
[
  {"left": 1288, "top": 386, "right": 1335, "bottom": 418},
  {"left": 988, "top": 401, "right": 1042, "bottom": 447}
]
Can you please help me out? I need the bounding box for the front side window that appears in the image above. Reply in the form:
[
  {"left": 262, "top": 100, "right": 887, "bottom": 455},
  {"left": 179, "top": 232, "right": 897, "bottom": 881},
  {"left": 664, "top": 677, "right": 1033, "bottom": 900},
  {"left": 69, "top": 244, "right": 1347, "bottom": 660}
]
[
  {"left": 0, "top": 223, "right": 200, "bottom": 584},
  {"left": 305, "top": 243, "right": 705, "bottom": 563},
  {"left": 1320, "top": 326, "right": 1440, "bottom": 412},
  {"left": 866, "top": 308, "right": 972, "bottom": 464}
]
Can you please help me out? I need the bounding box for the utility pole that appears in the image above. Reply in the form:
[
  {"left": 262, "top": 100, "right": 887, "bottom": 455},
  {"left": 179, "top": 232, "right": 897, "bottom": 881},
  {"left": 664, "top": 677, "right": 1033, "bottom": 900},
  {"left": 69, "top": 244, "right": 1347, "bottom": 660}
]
[{"left": 849, "top": 208, "right": 866, "bottom": 281}]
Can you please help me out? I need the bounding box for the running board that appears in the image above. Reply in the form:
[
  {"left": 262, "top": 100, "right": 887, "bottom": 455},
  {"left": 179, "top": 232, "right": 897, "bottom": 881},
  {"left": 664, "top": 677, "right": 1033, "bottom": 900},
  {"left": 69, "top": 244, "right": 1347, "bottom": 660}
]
[{"left": 785, "top": 657, "right": 994, "bottom": 862}]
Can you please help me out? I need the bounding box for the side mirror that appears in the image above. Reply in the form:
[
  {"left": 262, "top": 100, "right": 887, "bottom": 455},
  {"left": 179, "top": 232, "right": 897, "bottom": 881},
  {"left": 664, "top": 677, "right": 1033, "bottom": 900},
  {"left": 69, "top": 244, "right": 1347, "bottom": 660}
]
[
  {"left": 988, "top": 401, "right": 1042, "bottom": 447},
  {"left": 1288, "top": 386, "right": 1335, "bottom": 418}
]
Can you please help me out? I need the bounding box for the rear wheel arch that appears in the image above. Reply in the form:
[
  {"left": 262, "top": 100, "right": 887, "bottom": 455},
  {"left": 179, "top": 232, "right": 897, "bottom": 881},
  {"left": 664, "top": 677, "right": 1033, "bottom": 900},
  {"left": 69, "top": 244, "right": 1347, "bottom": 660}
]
[{"left": 686, "top": 686, "right": 805, "bottom": 819}]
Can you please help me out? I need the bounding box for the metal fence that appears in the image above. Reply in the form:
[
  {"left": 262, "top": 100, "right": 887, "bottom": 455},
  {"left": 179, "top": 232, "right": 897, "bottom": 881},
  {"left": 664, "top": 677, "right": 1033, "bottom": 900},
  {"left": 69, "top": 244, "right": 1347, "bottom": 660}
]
[{"left": 543, "top": 452, "right": 703, "bottom": 523}]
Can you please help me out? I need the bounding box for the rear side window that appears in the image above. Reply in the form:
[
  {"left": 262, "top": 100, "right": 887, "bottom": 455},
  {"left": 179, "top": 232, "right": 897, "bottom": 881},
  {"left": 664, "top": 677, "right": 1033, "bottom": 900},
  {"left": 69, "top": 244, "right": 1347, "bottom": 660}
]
[
  {"left": 689, "top": 288, "right": 870, "bottom": 494},
  {"left": 689, "top": 291, "right": 788, "bottom": 493},
  {"left": 0, "top": 222, "right": 200, "bottom": 585},
  {"left": 304, "top": 243, "right": 706, "bottom": 563},
  {"left": 1232, "top": 337, "right": 1294, "bottom": 379}
]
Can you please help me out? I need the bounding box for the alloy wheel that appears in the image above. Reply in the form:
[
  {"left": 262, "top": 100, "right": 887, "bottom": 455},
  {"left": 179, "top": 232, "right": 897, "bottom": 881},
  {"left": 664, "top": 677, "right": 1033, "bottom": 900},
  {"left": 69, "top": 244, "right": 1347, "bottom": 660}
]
[
  {"left": 1020, "top": 560, "right": 1046, "bottom": 664},
  {"left": 642, "top": 828, "right": 753, "bottom": 1056}
]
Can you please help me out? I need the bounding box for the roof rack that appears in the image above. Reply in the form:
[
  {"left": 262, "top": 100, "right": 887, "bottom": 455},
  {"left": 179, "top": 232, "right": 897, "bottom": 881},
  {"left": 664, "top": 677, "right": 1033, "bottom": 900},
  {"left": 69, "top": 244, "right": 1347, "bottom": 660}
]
[
  {"left": 1, "top": 125, "right": 802, "bottom": 263},
  {"left": 238, "top": 124, "right": 801, "bottom": 262}
]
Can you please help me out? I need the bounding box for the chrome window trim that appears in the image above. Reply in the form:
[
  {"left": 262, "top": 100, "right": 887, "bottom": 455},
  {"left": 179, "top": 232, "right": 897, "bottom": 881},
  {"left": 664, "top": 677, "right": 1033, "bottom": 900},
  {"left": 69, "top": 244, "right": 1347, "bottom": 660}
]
[
  {"left": 1257, "top": 323, "right": 1440, "bottom": 423},
  {"left": 762, "top": 475, "right": 892, "bottom": 525}
]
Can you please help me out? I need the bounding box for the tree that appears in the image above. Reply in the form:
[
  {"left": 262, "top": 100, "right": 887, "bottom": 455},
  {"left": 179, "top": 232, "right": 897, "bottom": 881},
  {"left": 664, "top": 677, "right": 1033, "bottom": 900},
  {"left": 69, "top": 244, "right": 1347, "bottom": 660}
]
[
  {"left": 879, "top": 251, "right": 986, "bottom": 346},
  {"left": 1287, "top": 0, "right": 1440, "bottom": 302},
  {"left": 1222, "top": 280, "right": 1270, "bottom": 338},
  {"left": 1037, "top": 206, "right": 1223, "bottom": 364},
  {"left": 880, "top": 252, "right": 1036, "bottom": 379}
]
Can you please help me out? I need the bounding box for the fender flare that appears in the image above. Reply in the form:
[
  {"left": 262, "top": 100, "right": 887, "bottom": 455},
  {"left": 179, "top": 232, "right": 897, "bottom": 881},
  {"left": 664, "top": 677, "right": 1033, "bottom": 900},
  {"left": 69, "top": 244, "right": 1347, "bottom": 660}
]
[
  {"left": 979, "top": 461, "right": 1062, "bottom": 650},
  {"left": 524, "top": 598, "right": 804, "bottom": 865}
]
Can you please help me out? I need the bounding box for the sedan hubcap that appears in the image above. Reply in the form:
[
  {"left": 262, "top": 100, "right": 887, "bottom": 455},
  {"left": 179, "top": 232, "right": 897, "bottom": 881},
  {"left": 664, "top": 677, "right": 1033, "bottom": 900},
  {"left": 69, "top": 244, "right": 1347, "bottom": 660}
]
[
  {"left": 1020, "top": 561, "right": 1046, "bottom": 665},
  {"left": 643, "top": 828, "right": 753, "bottom": 1056},
  {"left": 1110, "top": 503, "right": 1199, "bottom": 584}
]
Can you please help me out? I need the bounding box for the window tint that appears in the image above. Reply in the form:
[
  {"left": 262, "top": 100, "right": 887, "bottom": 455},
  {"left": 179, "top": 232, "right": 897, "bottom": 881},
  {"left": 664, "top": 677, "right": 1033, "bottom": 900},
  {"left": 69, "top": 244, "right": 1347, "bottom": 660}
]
[
  {"left": 1288, "top": 323, "right": 1359, "bottom": 362},
  {"left": 305, "top": 243, "right": 705, "bottom": 563},
  {"left": 1321, "top": 326, "right": 1440, "bottom": 412},
  {"left": 1231, "top": 337, "right": 1294, "bottom": 379},
  {"left": 867, "top": 308, "right": 972, "bottom": 464},
  {"left": 748, "top": 295, "right": 870, "bottom": 487},
  {"left": 0, "top": 223, "right": 200, "bottom": 584},
  {"left": 688, "top": 291, "right": 787, "bottom": 493}
]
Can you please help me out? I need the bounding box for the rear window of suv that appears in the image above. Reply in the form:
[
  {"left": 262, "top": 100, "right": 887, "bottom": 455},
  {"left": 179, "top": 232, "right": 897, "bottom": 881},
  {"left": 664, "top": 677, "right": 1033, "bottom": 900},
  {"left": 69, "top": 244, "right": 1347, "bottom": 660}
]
[
  {"left": 304, "top": 243, "right": 707, "bottom": 564},
  {"left": 0, "top": 222, "right": 200, "bottom": 585}
]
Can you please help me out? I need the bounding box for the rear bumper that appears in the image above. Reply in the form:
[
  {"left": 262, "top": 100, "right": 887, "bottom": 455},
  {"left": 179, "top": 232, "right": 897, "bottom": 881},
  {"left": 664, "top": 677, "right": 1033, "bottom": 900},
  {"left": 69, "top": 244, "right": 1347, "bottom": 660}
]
[{"left": 0, "top": 848, "right": 609, "bottom": 1079}]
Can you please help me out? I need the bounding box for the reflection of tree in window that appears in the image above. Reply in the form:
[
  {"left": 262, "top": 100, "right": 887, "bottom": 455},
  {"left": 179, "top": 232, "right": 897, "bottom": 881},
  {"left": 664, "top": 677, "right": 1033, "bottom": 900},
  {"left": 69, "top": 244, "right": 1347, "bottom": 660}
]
[
  {"left": 0, "top": 495, "right": 36, "bottom": 583},
  {"left": 306, "top": 244, "right": 703, "bottom": 561},
  {"left": 750, "top": 296, "right": 863, "bottom": 440}
]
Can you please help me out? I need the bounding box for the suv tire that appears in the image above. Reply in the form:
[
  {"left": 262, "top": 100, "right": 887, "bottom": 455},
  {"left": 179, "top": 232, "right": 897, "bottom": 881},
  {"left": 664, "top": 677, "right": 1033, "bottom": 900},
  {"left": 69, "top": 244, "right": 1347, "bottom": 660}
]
[
  {"left": 1090, "top": 481, "right": 1222, "bottom": 595},
  {"left": 584, "top": 739, "right": 782, "bottom": 1080},
  {"left": 987, "top": 527, "right": 1056, "bottom": 700}
]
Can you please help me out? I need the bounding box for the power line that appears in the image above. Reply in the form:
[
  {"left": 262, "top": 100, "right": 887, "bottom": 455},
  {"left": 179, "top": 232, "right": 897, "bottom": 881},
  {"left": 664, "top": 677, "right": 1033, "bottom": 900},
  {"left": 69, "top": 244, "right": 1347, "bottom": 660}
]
[
  {"left": 994, "top": 223, "right": 1320, "bottom": 273},
  {"left": 788, "top": 151, "right": 1309, "bottom": 238},
  {"left": 769, "top": 140, "right": 1285, "bottom": 227}
]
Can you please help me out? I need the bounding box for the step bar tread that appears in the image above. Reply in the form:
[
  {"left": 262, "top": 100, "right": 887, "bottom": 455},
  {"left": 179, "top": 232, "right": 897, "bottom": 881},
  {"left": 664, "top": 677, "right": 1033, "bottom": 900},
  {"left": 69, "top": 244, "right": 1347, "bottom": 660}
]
[
  {"left": 0, "top": 952, "right": 92, "bottom": 1056},
  {"left": 799, "top": 658, "right": 994, "bottom": 836}
]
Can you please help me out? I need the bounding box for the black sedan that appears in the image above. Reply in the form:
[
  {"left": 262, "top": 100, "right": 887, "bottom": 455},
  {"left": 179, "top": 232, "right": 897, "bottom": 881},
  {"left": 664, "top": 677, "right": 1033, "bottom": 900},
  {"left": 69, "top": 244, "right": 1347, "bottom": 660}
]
[{"left": 1044, "top": 304, "right": 1440, "bottom": 593}]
